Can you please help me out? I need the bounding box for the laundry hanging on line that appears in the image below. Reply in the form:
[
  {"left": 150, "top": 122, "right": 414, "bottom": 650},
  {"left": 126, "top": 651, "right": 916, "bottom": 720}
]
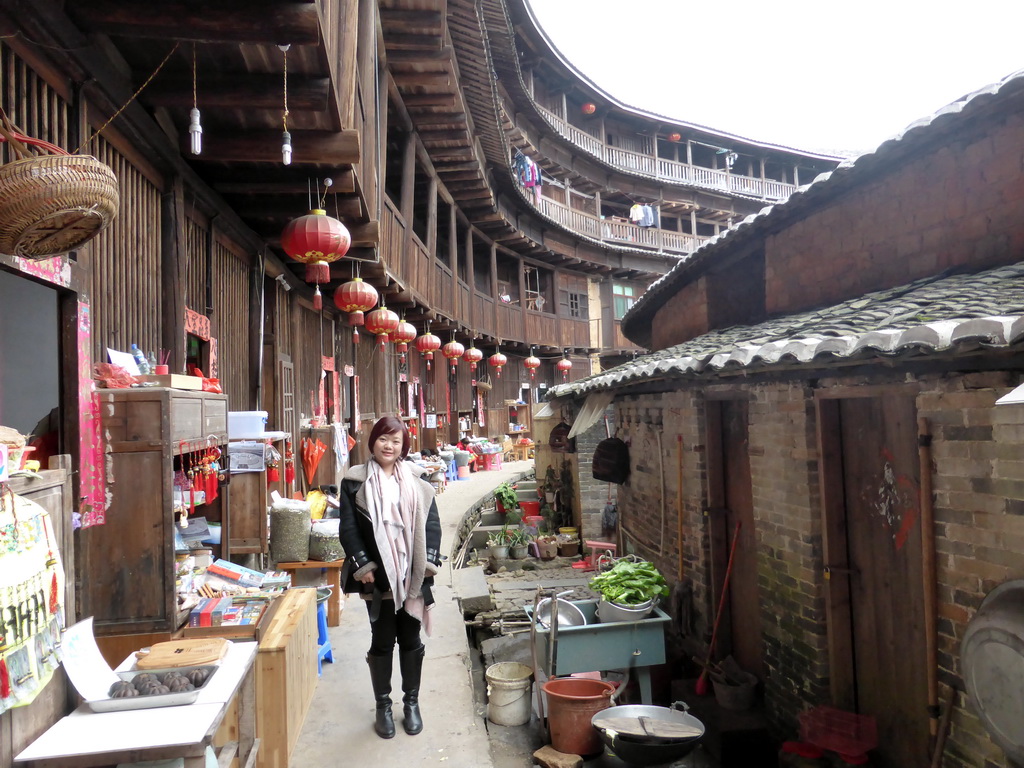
[{"left": 629, "top": 204, "right": 659, "bottom": 228}]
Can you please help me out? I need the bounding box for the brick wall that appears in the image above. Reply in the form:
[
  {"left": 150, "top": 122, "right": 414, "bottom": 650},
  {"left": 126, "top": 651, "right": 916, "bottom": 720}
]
[
  {"left": 650, "top": 277, "right": 709, "bottom": 350},
  {"left": 917, "top": 371, "right": 1021, "bottom": 768},
  {"left": 766, "top": 110, "right": 1024, "bottom": 316}
]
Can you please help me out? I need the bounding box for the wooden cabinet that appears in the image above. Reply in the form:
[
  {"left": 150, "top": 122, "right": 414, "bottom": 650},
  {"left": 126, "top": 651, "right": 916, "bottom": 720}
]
[{"left": 79, "top": 388, "right": 228, "bottom": 646}]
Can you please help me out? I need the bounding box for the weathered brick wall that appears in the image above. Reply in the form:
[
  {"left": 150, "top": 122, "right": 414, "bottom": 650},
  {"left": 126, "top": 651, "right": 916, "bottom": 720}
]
[
  {"left": 766, "top": 110, "right": 1024, "bottom": 316},
  {"left": 917, "top": 370, "right": 1020, "bottom": 768},
  {"left": 575, "top": 411, "right": 610, "bottom": 541},
  {"left": 650, "top": 277, "right": 709, "bottom": 351},
  {"left": 746, "top": 382, "right": 830, "bottom": 731}
]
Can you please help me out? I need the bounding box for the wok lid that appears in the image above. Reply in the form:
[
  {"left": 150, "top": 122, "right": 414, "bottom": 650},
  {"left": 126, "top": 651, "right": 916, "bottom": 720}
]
[{"left": 592, "top": 703, "right": 705, "bottom": 744}]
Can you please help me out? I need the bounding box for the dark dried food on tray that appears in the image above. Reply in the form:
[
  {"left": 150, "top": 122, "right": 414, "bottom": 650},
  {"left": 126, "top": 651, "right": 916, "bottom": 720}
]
[
  {"left": 109, "top": 681, "right": 139, "bottom": 698},
  {"left": 186, "top": 668, "right": 209, "bottom": 687}
]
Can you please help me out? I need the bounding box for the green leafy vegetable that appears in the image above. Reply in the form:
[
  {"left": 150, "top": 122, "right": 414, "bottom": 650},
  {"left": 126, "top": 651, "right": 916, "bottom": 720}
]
[{"left": 588, "top": 559, "right": 669, "bottom": 606}]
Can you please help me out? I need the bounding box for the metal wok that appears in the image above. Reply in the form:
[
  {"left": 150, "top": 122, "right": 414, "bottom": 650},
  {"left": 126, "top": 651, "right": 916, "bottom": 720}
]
[{"left": 591, "top": 702, "right": 705, "bottom": 766}]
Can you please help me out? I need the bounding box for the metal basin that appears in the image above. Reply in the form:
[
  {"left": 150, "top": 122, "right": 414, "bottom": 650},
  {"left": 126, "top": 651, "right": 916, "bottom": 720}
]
[
  {"left": 591, "top": 703, "right": 704, "bottom": 766},
  {"left": 535, "top": 598, "right": 587, "bottom": 629}
]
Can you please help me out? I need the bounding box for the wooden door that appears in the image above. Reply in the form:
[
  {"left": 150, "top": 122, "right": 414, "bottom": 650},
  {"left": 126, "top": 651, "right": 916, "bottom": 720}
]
[
  {"left": 838, "top": 396, "right": 926, "bottom": 768},
  {"left": 720, "top": 400, "right": 763, "bottom": 678}
]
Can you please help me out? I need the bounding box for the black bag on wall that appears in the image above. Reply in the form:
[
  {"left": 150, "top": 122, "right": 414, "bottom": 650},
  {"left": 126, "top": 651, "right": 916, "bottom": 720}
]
[{"left": 592, "top": 437, "right": 630, "bottom": 484}]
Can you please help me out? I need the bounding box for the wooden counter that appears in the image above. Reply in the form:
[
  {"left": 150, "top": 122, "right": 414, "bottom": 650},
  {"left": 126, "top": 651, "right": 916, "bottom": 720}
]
[{"left": 256, "top": 588, "right": 317, "bottom": 768}]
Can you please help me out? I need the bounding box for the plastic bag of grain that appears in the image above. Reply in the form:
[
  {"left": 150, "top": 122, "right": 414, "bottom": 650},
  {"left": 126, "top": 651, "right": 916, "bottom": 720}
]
[
  {"left": 270, "top": 497, "right": 311, "bottom": 563},
  {"left": 309, "top": 518, "right": 343, "bottom": 561}
]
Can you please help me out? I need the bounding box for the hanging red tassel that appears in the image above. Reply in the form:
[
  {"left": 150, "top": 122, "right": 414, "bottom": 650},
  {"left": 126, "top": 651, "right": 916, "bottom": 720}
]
[
  {"left": 353, "top": 327, "right": 360, "bottom": 344},
  {"left": 50, "top": 572, "right": 59, "bottom": 614},
  {"left": 285, "top": 462, "right": 295, "bottom": 484},
  {"left": 305, "top": 261, "right": 330, "bottom": 284},
  {"left": 313, "top": 285, "right": 323, "bottom": 311},
  {"left": 0, "top": 658, "right": 11, "bottom": 698},
  {"left": 267, "top": 466, "right": 280, "bottom": 483}
]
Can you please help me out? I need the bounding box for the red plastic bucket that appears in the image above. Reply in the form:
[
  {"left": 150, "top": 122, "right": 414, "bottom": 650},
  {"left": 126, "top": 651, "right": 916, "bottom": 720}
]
[
  {"left": 519, "top": 500, "right": 540, "bottom": 516},
  {"left": 541, "top": 677, "right": 614, "bottom": 755}
]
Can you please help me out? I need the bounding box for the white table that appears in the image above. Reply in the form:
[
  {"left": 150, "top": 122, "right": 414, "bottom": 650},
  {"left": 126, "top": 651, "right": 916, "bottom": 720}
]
[{"left": 15, "top": 642, "right": 259, "bottom": 768}]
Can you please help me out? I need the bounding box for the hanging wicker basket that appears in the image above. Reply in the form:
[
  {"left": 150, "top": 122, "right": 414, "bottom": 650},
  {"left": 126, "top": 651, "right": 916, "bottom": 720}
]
[{"left": 0, "top": 113, "right": 119, "bottom": 259}]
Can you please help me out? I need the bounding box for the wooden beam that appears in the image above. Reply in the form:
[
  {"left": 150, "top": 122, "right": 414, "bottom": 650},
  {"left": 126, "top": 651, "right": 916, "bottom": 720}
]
[
  {"left": 145, "top": 75, "right": 329, "bottom": 111},
  {"left": 231, "top": 195, "right": 363, "bottom": 221},
  {"left": 192, "top": 130, "right": 360, "bottom": 165},
  {"left": 393, "top": 72, "right": 451, "bottom": 88},
  {"left": 401, "top": 93, "right": 457, "bottom": 108},
  {"left": 264, "top": 220, "right": 378, "bottom": 248},
  {"left": 73, "top": 1, "right": 320, "bottom": 45},
  {"left": 380, "top": 9, "right": 444, "bottom": 30},
  {"left": 213, "top": 170, "right": 355, "bottom": 195},
  {"left": 387, "top": 46, "right": 454, "bottom": 63}
]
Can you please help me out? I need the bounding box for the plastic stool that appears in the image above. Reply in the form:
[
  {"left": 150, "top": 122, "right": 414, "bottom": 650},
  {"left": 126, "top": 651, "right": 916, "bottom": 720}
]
[
  {"left": 457, "top": 465, "right": 470, "bottom": 480},
  {"left": 446, "top": 460, "right": 457, "bottom": 483},
  {"left": 316, "top": 600, "right": 334, "bottom": 675}
]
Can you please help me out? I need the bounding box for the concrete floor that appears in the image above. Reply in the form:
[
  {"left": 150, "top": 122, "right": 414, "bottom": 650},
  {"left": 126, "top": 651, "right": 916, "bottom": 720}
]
[
  {"left": 289, "top": 461, "right": 722, "bottom": 767},
  {"left": 290, "top": 460, "right": 536, "bottom": 768}
]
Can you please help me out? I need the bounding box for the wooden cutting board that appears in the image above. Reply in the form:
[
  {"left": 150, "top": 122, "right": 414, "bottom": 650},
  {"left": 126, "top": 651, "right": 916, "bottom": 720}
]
[
  {"left": 134, "top": 637, "right": 230, "bottom": 669},
  {"left": 597, "top": 716, "right": 702, "bottom": 740}
]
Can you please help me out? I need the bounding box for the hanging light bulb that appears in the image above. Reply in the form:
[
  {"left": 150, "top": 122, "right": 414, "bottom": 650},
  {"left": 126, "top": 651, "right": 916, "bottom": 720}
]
[
  {"left": 188, "top": 44, "right": 202, "bottom": 155},
  {"left": 282, "top": 130, "right": 292, "bottom": 165},
  {"left": 280, "top": 44, "right": 292, "bottom": 166}
]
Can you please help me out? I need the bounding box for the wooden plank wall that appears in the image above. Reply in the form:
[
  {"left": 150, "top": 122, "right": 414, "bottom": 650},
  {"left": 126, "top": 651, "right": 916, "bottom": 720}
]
[
  {"left": 183, "top": 214, "right": 207, "bottom": 314},
  {"left": 88, "top": 137, "right": 162, "bottom": 364},
  {"left": 0, "top": 45, "right": 70, "bottom": 163},
  {"left": 211, "top": 236, "right": 252, "bottom": 409}
]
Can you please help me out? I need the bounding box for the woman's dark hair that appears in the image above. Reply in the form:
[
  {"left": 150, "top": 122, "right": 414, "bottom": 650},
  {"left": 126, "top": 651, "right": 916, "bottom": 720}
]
[{"left": 368, "top": 416, "right": 410, "bottom": 458}]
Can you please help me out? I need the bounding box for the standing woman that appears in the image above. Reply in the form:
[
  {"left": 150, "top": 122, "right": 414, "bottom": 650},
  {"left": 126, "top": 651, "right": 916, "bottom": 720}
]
[{"left": 338, "top": 416, "right": 442, "bottom": 739}]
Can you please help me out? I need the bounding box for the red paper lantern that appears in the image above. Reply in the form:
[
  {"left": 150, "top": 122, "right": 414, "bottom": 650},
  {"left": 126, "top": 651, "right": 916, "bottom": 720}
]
[
  {"left": 415, "top": 332, "right": 441, "bottom": 370},
  {"left": 524, "top": 355, "right": 541, "bottom": 380},
  {"left": 556, "top": 357, "right": 573, "bottom": 381},
  {"left": 489, "top": 351, "right": 507, "bottom": 378},
  {"left": 462, "top": 345, "right": 483, "bottom": 371},
  {"left": 365, "top": 305, "right": 399, "bottom": 347},
  {"left": 334, "top": 277, "right": 378, "bottom": 326},
  {"left": 667, "top": 132, "right": 682, "bottom": 142},
  {"left": 390, "top": 321, "right": 418, "bottom": 361},
  {"left": 581, "top": 102, "right": 597, "bottom": 115},
  {"left": 281, "top": 209, "right": 351, "bottom": 288},
  {"left": 442, "top": 340, "right": 465, "bottom": 371}
]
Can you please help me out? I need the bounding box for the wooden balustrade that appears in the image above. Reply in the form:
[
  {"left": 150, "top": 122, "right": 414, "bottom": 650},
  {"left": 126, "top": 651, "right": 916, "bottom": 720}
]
[{"left": 535, "top": 105, "right": 797, "bottom": 200}]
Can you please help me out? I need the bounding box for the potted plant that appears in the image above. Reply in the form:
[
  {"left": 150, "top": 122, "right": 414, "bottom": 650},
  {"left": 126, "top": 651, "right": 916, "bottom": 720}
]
[
  {"left": 588, "top": 559, "right": 669, "bottom": 622},
  {"left": 494, "top": 481, "right": 519, "bottom": 515},
  {"left": 539, "top": 466, "right": 558, "bottom": 504},
  {"left": 509, "top": 528, "right": 532, "bottom": 559},
  {"left": 556, "top": 532, "right": 579, "bottom": 558},
  {"left": 535, "top": 533, "right": 558, "bottom": 560},
  {"left": 487, "top": 527, "right": 514, "bottom": 560}
]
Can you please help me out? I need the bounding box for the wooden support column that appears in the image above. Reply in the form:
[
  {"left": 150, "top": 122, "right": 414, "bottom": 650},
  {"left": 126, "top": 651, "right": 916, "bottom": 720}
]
[
  {"left": 447, "top": 204, "right": 457, "bottom": 311},
  {"left": 426, "top": 174, "right": 438, "bottom": 256},
  {"left": 793, "top": 164, "right": 800, "bottom": 187},
  {"left": 760, "top": 157, "right": 766, "bottom": 182},
  {"left": 161, "top": 176, "right": 186, "bottom": 372},
  {"left": 338, "top": 0, "right": 359, "bottom": 127},
  {"left": 517, "top": 255, "right": 528, "bottom": 336},
  {"left": 690, "top": 210, "right": 698, "bottom": 238},
  {"left": 465, "top": 226, "right": 475, "bottom": 330},
  {"left": 490, "top": 242, "right": 499, "bottom": 333},
  {"left": 686, "top": 140, "right": 693, "bottom": 166},
  {"left": 248, "top": 253, "right": 263, "bottom": 410},
  {"left": 400, "top": 132, "right": 416, "bottom": 260}
]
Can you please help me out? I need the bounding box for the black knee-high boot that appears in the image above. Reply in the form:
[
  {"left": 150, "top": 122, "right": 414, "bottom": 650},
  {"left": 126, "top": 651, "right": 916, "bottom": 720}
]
[
  {"left": 399, "top": 645, "right": 425, "bottom": 735},
  {"left": 366, "top": 652, "right": 396, "bottom": 739}
]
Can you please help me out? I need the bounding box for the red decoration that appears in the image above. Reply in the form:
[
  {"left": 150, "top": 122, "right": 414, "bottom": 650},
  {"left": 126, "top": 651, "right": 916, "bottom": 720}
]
[
  {"left": 365, "top": 305, "right": 399, "bottom": 347},
  {"left": 524, "top": 355, "right": 541, "bottom": 380},
  {"left": 556, "top": 357, "right": 573, "bottom": 381},
  {"left": 415, "top": 332, "right": 441, "bottom": 370},
  {"left": 462, "top": 345, "right": 483, "bottom": 371},
  {"left": 391, "top": 321, "right": 418, "bottom": 361},
  {"left": 442, "top": 340, "right": 465, "bottom": 371},
  {"left": 581, "top": 102, "right": 597, "bottom": 115},
  {"left": 334, "top": 277, "right": 377, "bottom": 326},
  {"left": 489, "top": 351, "right": 507, "bottom": 378},
  {"left": 667, "top": 132, "right": 682, "bottom": 142},
  {"left": 280, "top": 209, "right": 351, "bottom": 287}
]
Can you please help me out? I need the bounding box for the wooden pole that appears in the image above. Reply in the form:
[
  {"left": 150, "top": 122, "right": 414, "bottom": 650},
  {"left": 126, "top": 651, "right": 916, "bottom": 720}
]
[
  {"left": 677, "top": 434, "right": 685, "bottom": 580},
  {"left": 930, "top": 685, "right": 956, "bottom": 768},
  {"left": 919, "top": 416, "right": 939, "bottom": 736}
]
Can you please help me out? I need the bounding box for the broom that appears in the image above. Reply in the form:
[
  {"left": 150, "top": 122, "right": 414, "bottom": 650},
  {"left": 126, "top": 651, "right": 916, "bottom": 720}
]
[{"left": 695, "top": 520, "right": 742, "bottom": 696}]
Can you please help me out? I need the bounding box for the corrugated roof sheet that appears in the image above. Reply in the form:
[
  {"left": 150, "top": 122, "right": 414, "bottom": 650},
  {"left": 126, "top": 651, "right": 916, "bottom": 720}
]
[
  {"left": 551, "top": 261, "right": 1024, "bottom": 398},
  {"left": 619, "top": 68, "right": 1024, "bottom": 348}
]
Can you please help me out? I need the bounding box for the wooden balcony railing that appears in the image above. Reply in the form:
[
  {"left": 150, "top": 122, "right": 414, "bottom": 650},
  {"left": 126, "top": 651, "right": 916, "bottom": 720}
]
[
  {"left": 535, "top": 105, "right": 797, "bottom": 201},
  {"left": 535, "top": 195, "right": 709, "bottom": 255}
]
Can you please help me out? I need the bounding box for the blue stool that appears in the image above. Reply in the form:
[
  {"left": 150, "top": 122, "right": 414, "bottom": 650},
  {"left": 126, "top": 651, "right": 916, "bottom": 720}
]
[
  {"left": 446, "top": 460, "right": 457, "bottom": 483},
  {"left": 316, "top": 599, "right": 334, "bottom": 675}
]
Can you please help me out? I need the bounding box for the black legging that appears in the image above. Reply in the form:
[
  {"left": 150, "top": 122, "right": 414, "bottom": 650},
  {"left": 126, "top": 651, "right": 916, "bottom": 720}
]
[{"left": 367, "top": 598, "right": 422, "bottom": 655}]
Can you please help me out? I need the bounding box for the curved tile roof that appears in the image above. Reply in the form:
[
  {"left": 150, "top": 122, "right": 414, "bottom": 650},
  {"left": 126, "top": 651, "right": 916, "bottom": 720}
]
[
  {"left": 551, "top": 261, "right": 1024, "bottom": 398},
  {"left": 619, "top": 68, "right": 1024, "bottom": 348}
]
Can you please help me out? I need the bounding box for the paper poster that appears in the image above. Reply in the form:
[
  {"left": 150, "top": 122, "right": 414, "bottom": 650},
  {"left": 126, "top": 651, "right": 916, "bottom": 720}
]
[
  {"left": 107, "top": 347, "right": 139, "bottom": 375},
  {"left": 425, "top": 413, "right": 437, "bottom": 429},
  {"left": 0, "top": 491, "right": 66, "bottom": 714}
]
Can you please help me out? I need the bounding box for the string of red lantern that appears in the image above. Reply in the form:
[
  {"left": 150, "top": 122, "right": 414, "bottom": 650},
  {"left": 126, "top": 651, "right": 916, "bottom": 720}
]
[
  {"left": 391, "top": 320, "right": 417, "bottom": 362},
  {"left": 414, "top": 330, "right": 441, "bottom": 370},
  {"left": 365, "top": 304, "right": 399, "bottom": 347},
  {"left": 442, "top": 339, "right": 465, "bottom": 372},
  {"left": 462, "top": 344, "right": 483, "bottom": 371},
  {"left": 281, "top": 208, "right": 350, "bottom": 310},
  {"left": 333, "top": 275, "right": 378, "bottom": 344}
]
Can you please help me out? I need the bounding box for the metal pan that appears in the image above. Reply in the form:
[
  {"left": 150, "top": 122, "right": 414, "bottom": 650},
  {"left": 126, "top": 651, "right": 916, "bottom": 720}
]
[
  {"left": 591, "top": 702, "right": 705, "bottom": 766},
  {"left": 86, "top": 665, "right": 219, "bottom": 713}
]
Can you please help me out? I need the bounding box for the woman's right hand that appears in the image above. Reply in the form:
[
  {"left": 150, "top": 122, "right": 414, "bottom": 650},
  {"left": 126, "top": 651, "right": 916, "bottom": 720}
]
[{"left": 357, "top": 570, "right": 375, "bottom": 585}]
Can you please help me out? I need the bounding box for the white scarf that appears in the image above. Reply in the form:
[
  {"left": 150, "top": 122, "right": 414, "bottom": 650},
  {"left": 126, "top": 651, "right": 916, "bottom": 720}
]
[{"left": 365, "top": 458, "right": 431, "bottom": 633}]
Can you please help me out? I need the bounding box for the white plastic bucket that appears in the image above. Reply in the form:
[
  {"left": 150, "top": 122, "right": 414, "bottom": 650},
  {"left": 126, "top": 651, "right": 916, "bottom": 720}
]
[{"left": 485, "top": 662, "right": 533, "bottom": 726}]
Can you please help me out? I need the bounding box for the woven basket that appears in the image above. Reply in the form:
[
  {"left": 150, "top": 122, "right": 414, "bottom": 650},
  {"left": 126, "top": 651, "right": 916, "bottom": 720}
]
[{"left": 0, "top": 114, "right": 119, "bottom": 259}]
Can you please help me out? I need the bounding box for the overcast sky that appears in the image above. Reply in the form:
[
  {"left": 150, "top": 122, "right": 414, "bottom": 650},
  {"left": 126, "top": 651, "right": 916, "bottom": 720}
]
[{"left": 526, "top": 0, "right": 1024, "bottom": 156}]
